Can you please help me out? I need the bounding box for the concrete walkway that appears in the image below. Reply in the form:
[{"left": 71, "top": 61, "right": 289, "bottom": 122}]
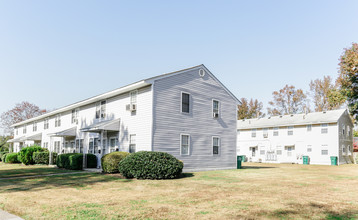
[{"left": 0, "top": 209, "right": 23, "bottom": 220}]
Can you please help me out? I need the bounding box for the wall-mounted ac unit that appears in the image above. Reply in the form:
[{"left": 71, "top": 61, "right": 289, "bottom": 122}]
[
  {"left": 130, "top": 104, "right": 137, "bottom": 112},
  {"left": 213, "top": 112, "right": 219, "bottom": 118}
]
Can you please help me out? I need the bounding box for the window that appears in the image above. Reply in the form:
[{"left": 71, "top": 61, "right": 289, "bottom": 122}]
[
  {"left": 273, "top": 127, "right": 279, "bottom": 136},
  {"left": 43, "top": 142, "right": 48, "bottom": 149},
  {"left": 287, "top": 126, "right": 293, "bottom": 136},
  {"left": 348, "top": 145, "right": 351, "bottom": 154},
  {"left": 348, "top": 126, "right": 351, "bottom": 137},
  {"left": 321, "top": 124, "right": 328, "bottom": 134},
  {"left": 287, "top": 146, "right": 293, "bottom": 157},
  {"left": 181, "top": 92, "right": 190, "bottom": 113},
  {"left": 321, "top": 144, "right": 328, "bottom": 155},
  {"left": 180, "top": 134, "right": 190, "bottom": 155},
  {"left": 251, "top": 129, "right": 256, "bottom": 138},
  {"left": 260, "top": 150, "right": 265, "bottom": 155},
  {"left": 89, "top": 139, "right": 94, "bottom": 154},
  {"left": 213, "top": 137, "right": 220, "bottom": 155},
  {"left": 307, "top": 145, "right": 312, "bottom": 152},
  {"left": 110, "top": 138, "right": 118, "bottom": 153},
  {"left": 130, "top": 90, "right": 137, "bottom": 104},
  {"left": 54, "top": 141, "right": 61, "bottom": 153},
  {"left": 72, "top": 109, "right": 79, "bottom": 124},
  {"left": 44, "top": 118, "right": 49, "bottom": 129},
  {"left": 237, "top": 129, "right": 240, "bottom": 135},
  {"left": 276, "top": 150, "right": 282, "bottom": 155},
  {"left": 75, "top": 139, "right": 84, "bottom": 153},
  {"left": 55, "top": 115, "right": 61, "bottom": 127},
  {"left": 307, "top": 124, "right": 312, "bottom": 132},
  {"left": 213, "top": 100, "right": 219, "bottom": 118},
  {"left": 129, "top": 134, "right": 136, "bottom": 153},
  {"left": 23, "top": 125, "right": 27, "bottom": 134},
  {"left": 15, "top": 129, "right": 18, "bottom": 135},
  {"left": 263, "top": 128, "right": 268, "bottom": 137},
  {"left": 342, "top": 145, "right": 346, "bottom": 154},
  {"left": 96, "top": 100, "right": 106, "bottom": 119}
]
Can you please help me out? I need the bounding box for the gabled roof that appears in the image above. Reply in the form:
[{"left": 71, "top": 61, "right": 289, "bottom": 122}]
[
  {"left": 12, "top": 65, "right": 239, "bottom": 127},
  {"left": 237, "top": 109, "right": 349, "bottom": 130}
]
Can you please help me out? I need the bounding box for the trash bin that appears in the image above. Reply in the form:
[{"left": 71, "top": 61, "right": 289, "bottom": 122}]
[
  {"left": 330, "top": 156, "right": 338, "bottom": 166},
  {"left": 237, "top": 155, "right": 244, "bottom": 169},
  {"left": 303, "top": 156, "right": 309, "bottom": 165}
]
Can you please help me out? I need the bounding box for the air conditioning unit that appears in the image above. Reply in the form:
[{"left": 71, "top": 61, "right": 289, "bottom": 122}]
[
  {"left": 213, "top": 112, "right": 219, "bottom": 118},
  {"left": 130, "top": 104, "right": 137, "bottom": 112},
  {"left": 263, "top": 133, "right": 268, "bottom": 138}
]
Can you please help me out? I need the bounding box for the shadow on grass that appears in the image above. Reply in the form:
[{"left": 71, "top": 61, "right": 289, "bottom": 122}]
[
  {"left": 0, "top": 167, "right": 77, "bottom": 179},
  {"left": 179, "top": 173, "right": 194, "bottom": 178},
  {"left": 242, "top": 166, "right": 277, "bottom": 169},
  {"left": 0, "top": 173, "right": 132, "bottom": 193}
]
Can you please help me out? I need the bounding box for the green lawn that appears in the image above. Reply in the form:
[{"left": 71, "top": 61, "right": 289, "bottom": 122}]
[
  {"left": 0, "top": 162, "right": 358, "bottom": 219},
  {"left": 0, "top": 162, "right": 81, "bottom": 179}
]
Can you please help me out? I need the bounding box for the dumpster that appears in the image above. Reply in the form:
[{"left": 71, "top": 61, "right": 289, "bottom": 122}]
[
  {"left": 330, "top": 156, "right": 338, "bottom": 166},
  {"left": 303, "top": 156, "right": 309, "bottom": 165},
  {"left": 237, "top": 155, "right": 245, "bottom": 169}
]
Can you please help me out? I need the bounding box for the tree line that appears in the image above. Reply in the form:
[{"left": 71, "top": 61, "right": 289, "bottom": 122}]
[{"left": 238, "top": 43, "right": 358, "bottom": 122}]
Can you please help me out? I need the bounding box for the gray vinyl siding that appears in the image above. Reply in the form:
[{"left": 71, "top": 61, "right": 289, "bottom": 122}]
[
  {"left": 152, "top": 68, "right": 237, "bottom": 171},
  {"left": 338, "top": 110, "right": 354, "bottom": 165}
]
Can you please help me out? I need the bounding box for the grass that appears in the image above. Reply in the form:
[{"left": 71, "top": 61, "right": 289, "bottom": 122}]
[
  {"left": 0, "top": 162, "right": 81, "bottom": 178},
  {"left": 0, "top": 163, "right": 358, "bottom": 219}
]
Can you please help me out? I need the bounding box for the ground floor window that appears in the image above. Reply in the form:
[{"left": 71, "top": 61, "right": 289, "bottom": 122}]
[
  {"left": 129, "top": 134, "right": 136, "bottom": 153},
  {"left": 109, "top": 138, "right": 118, "bottom": 153},
  {"left": 180, "top": 134, "right": 190, "bottom": 155},
  {"left": 213, "top": 137, "right": 220, "bottom": 155}
]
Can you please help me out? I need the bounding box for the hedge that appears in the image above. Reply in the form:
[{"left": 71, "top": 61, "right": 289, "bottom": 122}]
[
  {"left": 118, "top": 151, "right": 183, "bottom": 179},
  {"left": 0, "top": 152, "right": 8, "bottom": 162},
  {"left": 5, "top": 153, "right": 20, "bottom": 163},
  {"left": 56, "top": 153, "right": 97, "bottom": 170},
  {"left": 101, "top": 152, "right": 130, "bottom": 173},
  {"left": 1, "top": 153, "right": 8, "bottom": 163},
  {"left": 33, "top": 152, "right": 58, "bottom": 165},
  {"left": 18, "top": 145, "right": 46, "bottom": 165}
]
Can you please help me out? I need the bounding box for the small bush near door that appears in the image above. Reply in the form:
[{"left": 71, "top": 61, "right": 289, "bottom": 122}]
[
  {"left": 118, "top": 151, "right": 184, "bottom": 179},
  {"left": 101, "top": 152, "right": 130, "bottom": 173},
  {"left": 56, "top": 153, "right": 97, "bottom": 170},
  {"left": 33, "top": 152, "right": 58, "bottom": 165},
  {"left": 5, "top": 153, "right": 20, "bottom": 163}
]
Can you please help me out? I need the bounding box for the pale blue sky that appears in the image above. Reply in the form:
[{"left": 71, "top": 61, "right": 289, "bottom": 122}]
[{"left": 0, "top": 1, "right": 358, "bottom": 134}]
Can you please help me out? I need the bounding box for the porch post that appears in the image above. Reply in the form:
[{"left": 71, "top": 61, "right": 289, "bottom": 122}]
[{"left": 49, "top": 136, "right": 53, "bottom": 165}]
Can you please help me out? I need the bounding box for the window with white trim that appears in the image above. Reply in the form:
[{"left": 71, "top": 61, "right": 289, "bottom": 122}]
[
  {"left": 96, "top": 100, "right": 106, "bottom": 119},
  {"left": 23, "top": 125, "right": 27, "bottom": 134},
  {"left": 109, "top": 138, "right": 118, "bottom": 153},
  {"left": 44, "top": 118, "right": 49, "bottom": 130},
  {"left": 307, "top": 145, "right": 312, "bottom": 153},
  {"left": 33, "top": 122, "right": 37, "bottom": 132},
  {"left": 130, "top": 91, "right": 137, "bottom": 104},
  {"left": 321, "top": 144, "right": 328, "bottom": 155},
  {"left": 72, "top": 108, "right": 79, "bottom": 124},
  {"left": 321, "top": 124, "right": 328, "bottom": 134},
  {"left": 181, "top": 92, "right": 190, "bottom": 113},
  {"left": 213, "top": 100, "right": 219, "bottom": 118},
  {"left": 260, "top": 150, "right": 265, "bottom": 155},
  {"left": 307, "top": 124, "right": 312, "bottom": 132},
  {"left": 55, "top": 114, "right": 61, "bottom": 127},
  {"left": 180, "top": 134, "right": 190, "bottom": 155},
  {"left": 129, "top": 134, "right": 136, "bottom": 153},
  {"left": 273, "top": 127, "right": 279, "bottom": 136},
  {"left": 287, "top": 126, "right": 293, "bottom": 136},
  {"left": 213, "top": 137, "right": 220, "bottom": 155},
  {"left": 251, "top": 129, "right": 256, "bottom": 138}
]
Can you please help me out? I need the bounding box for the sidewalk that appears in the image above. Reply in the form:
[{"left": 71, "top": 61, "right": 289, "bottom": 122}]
[{"left": 0, "top": 209, "right": 23, "bottom": 220}]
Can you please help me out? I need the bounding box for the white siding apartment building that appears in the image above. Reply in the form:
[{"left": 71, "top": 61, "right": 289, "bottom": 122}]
[
  {"left": 237, "top": 109, "right": 354, "bottom": 165},
  {"left": 8, "top": 65, "right": 239, "bottom": 171}
]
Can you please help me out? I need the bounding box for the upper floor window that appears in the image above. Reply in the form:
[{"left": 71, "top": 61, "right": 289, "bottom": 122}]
[
  {"left": 130, "top": 91, "right": 137, "bottom": 104},
  {"left": 342, "top": 124, "right": 345, "bottom": 135},
  {"left": 129, "top": 134, "right": 136, "bottom": 153},
  {"left": 273, "top": 127, "right": 279, "bottom": 136},
  {"left": 287, "top": 126, "right": 293, "bottom": 136},
  {"left": 72, "top": 108, "right": 79, "bottom": 124},
  {"left": 55, "top": 114, "right": 61, "bottom": 127},
  {"left": 96, "top": 100, "right": 106, "bottom": 119},
  {"left": 212, "top": 100, "right": 219, "bottom": 118},
  {"left": 15, "top": 128, "right": 18, "bottom": 135},
  {"left": 321, "top": 124, "right": 328, "bottom": 134},
  {"left": 23, "top": 125, "right": 27, "bottom": 134},
  {"left": 213, "top": 137, "right": 220, "bottom": 155},
  {"left": 251, "top": 129, "right": 256, "bottom": 138},
  {"left": 307, "top": 124, "right": 312, "bottom": 132},
  {"left": 44, "top": 118, "right": 49, "bottom": 130},
  {"left": 180, "top": 134, "right": 190, "bottom": 155},
  {"left": 181, "top": 92, "right": 190, "bottom": 113},
  {"left": 263, "top": 128, "right": 268, "bottom": 138},
  {"left": 33, "top": 122, "right": 37, "bottom": 132}
]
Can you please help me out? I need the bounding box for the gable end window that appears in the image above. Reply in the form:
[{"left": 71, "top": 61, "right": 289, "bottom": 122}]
[
  {"left": 212, "top": 100, "right": 220, "bottom": 118},
  {"left": 213, "top": 137, "right": 220, "bottom": 155},
  {"left": 181, "top": 92, "right": 190, "bottom": 113},
  {"left": 180, "top": 134, "right": 190, "bottom": 155}
]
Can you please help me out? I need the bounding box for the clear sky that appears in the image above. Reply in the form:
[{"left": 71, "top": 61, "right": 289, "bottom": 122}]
[{"left": 0, "top": 0, "right": 358, "bottom": 135}]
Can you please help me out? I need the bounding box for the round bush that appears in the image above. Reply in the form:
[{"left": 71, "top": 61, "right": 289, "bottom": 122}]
[
  {"left": 33, "top": 152, "right": 57, "bottom": 165},
  {"left": 5, "top": 153, "right": 20, "bottom": 163},
  {"left": 118, "top": 151, "right": 184, "bottom": 179},
  {"left": 101, "top": 152, "right": 130, "bottom": 173},
  {"left": 18, "top": 145, "right": 45, "bottom": 165},
  {"left": 56, "top": 153, "right": 97, "bottom": 170}
]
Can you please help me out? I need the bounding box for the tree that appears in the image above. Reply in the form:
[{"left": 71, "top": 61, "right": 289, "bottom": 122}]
[
  {"left": 309, "top": 76, "right": 345, "bottom": 111},
  {"left": 267, "top": 85, "right": 309, "bottom": 116},
  {"left": 238, "top": 98, "right": 265, "bottom": 119},
  {"left": 0, "top": 101, "right": 47, "bottom": 134},
  {"left": 0, "top": 135, "right": 11, "bottom": 152},
  {"left": 336, "top": 43, "right": 358, "bottom": 121}
]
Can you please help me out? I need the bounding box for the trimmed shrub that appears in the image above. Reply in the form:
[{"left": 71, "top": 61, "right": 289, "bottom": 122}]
[
  {"left": 101, "top": 152, "right": 130, "bottom": 173},
  {"left": 0, "top": 152, "right": 8, "bottom": 162},
  {"left": 56, "top": 153, "right": 97, "bottom": 170},
  {"left": 118, "top": 151, "right": 184, "bottom": 179},
  {"left": 18, "top": 145, "right": 45, "bottom": 165},
  {"left": 1, "top": 153, "right": 8, "bottom": 163},
  {"left": 33, "top": 152, "right": 58, "bottom": 165},
  {"left": 5, "top": 153, "right": 20, "bottom": 163}
]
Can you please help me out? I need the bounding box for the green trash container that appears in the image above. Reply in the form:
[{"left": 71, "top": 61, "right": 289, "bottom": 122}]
[
  {"left": 303, "top": 156, "right": 309, "bottom": 165},
  {"left": 330, "top": 156, "right": 338, "bottom": 166},
  {"left": 237, "top": 155, "right": 244, "bottom": 169}
]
